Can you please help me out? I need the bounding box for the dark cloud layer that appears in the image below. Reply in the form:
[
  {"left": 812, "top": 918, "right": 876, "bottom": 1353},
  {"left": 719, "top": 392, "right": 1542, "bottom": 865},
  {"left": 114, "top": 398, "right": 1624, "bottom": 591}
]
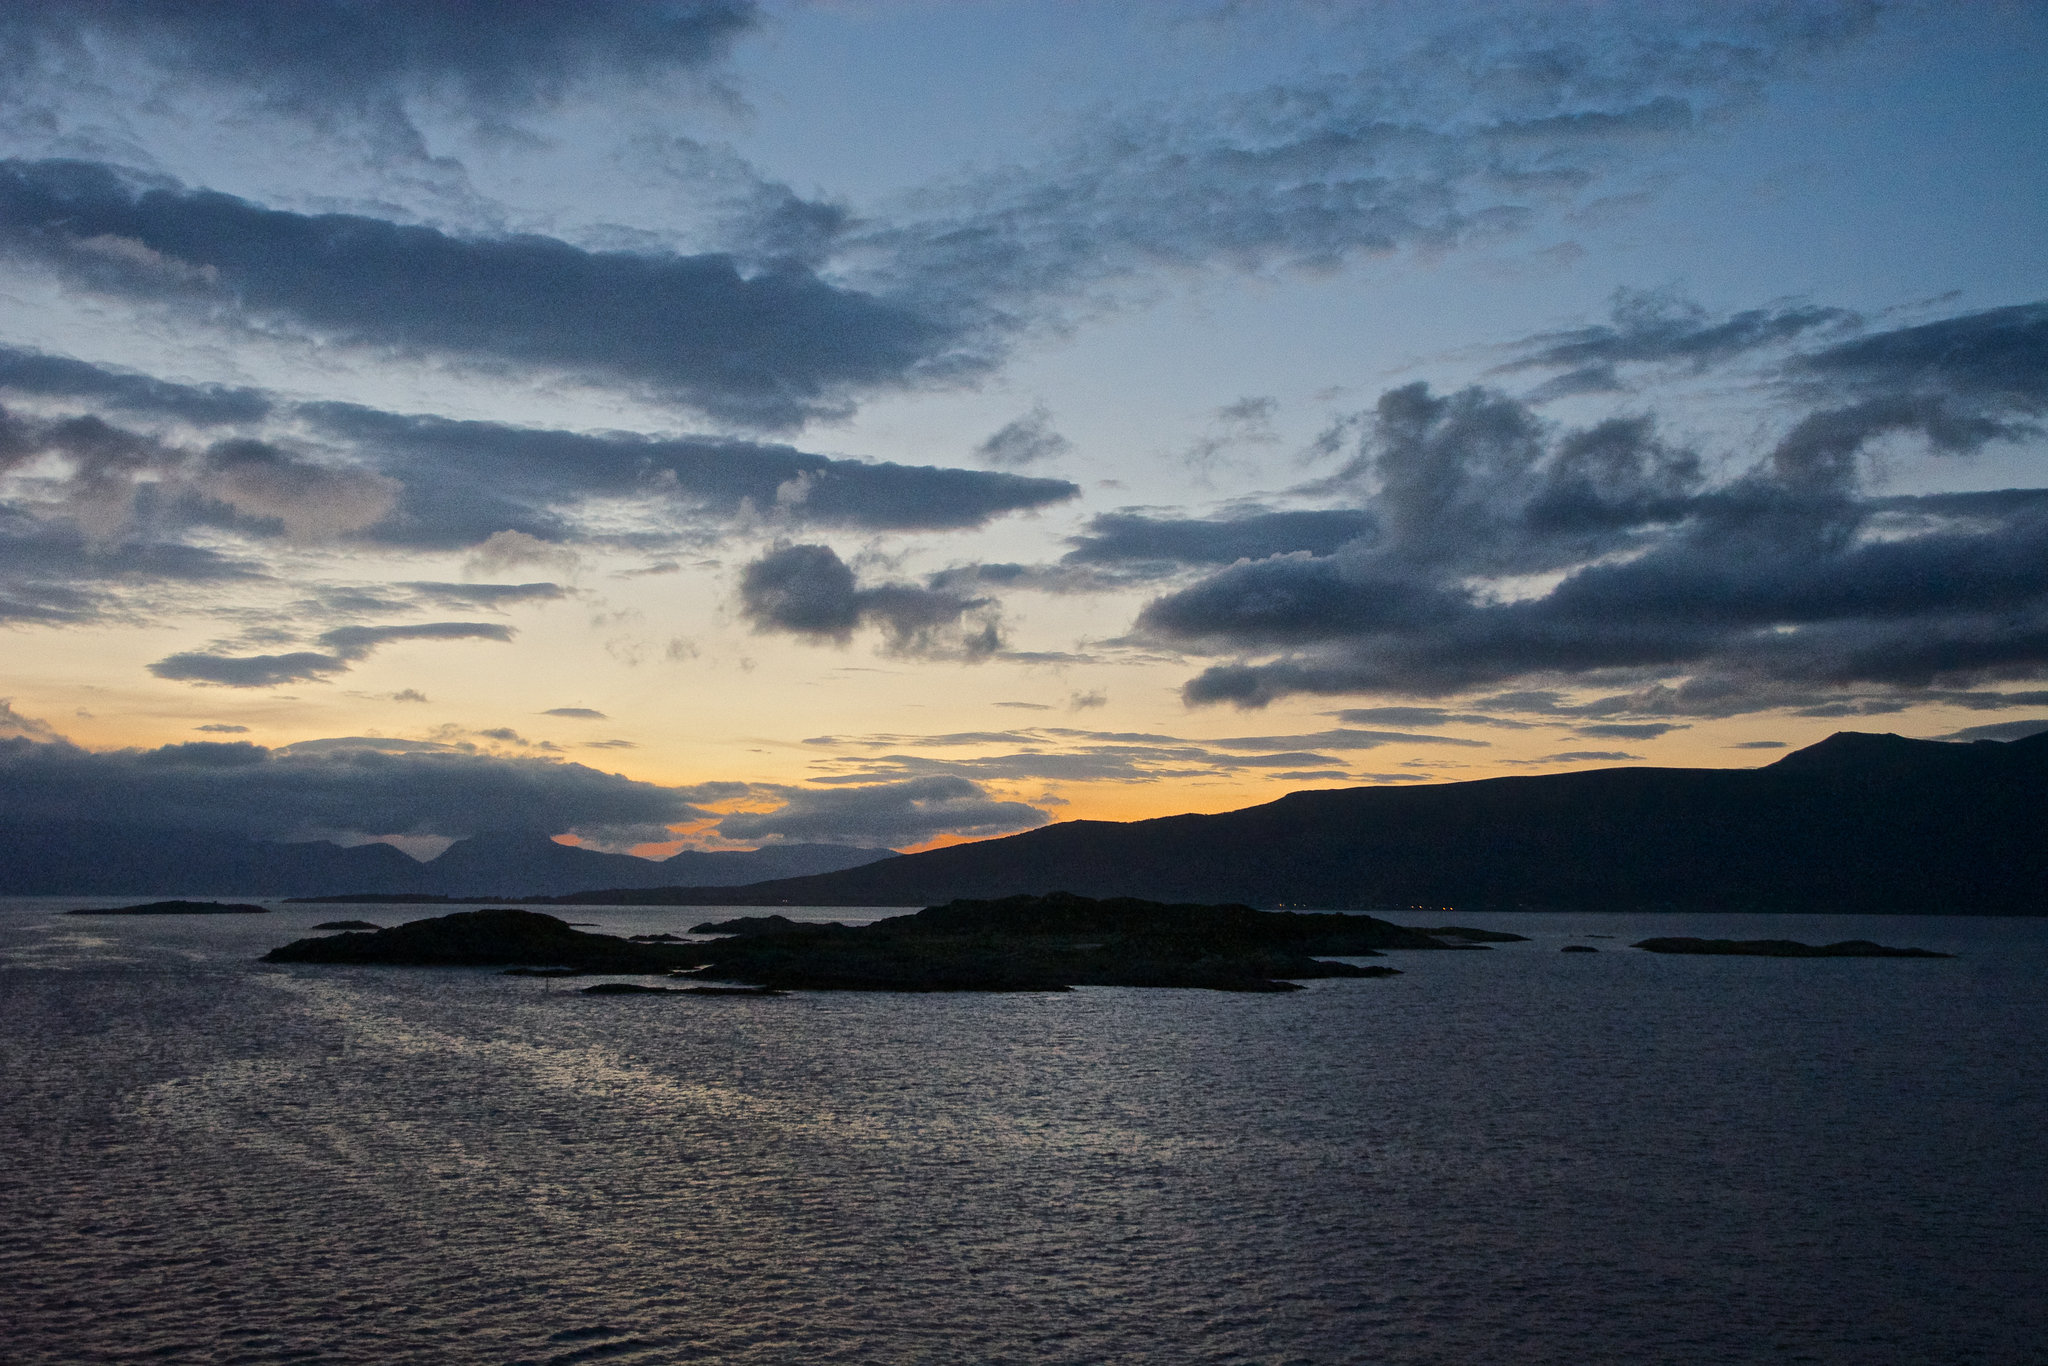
[
  {"left": 0, "top": 1, "right": 755, "bottom": 120},
  {"left": 1791, "top": 302, "right": 2048, "bottom": 410},
  {"left": 0, "top": 347, "right": 1076, "bottom": 642},
  {"left": 0, "top": 159, "right": 954, "bottom": 428},
  {"left": 0, "top": 721, "right": 1057, "bottom": 849},
  {"left": 1139, "top": 303, "right": 2048, "bottom": 714},
  {"left": 308, "top": 405, "right": 1078, "bottom": 546},
  {"left": 0, "top": 515, "right": 262, "bottom": 625},
  {"left": 0, "top": 343, "right": 270, "bottom": 425},
  {"left": 738, "top": 543, "right": 1002, "bottom": 660},
  {"left": 715, "top": 775, "right": 1049, "bottom": 847},
  {"left": 148, "top": 621, "right": 513, "bottom": 689},
  {"left": 1065, "top": 509, "right": 1376, "bottom": 571},
  {"left": 0, "top": 732, "right": 704, "bottom": 842},
  {"left": 0, "top": 345, "right": 1075, "bottom": 654},
  {"left": 1497, "top": 288, "right": 1859, "bottom": 397}
]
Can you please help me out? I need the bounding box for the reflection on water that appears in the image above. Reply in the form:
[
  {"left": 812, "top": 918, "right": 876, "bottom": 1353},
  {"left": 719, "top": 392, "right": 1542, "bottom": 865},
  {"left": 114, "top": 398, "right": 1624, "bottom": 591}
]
[{"left": 3, "top": 899, "right": 2045, "bottom": 1364}]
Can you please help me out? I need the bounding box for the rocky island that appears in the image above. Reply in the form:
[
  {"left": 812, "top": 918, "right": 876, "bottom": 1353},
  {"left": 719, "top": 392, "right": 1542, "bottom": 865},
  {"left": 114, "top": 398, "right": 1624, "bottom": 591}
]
[
  {"left": 1632, "top": 937, "right": 1952, "bottom": 958},
  {"left": 261, "top": 893, "right": 1464, "bottom": 992},
  {"left": 68, "top": 900, "right": 269, "bottom": 915}
]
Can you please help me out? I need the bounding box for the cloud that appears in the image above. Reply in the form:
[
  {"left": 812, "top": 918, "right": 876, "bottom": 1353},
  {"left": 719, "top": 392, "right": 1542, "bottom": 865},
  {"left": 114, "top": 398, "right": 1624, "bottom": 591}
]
[
  {"left": 0, "top": 732, "right": 718, "bottom": 843},
  {"left": 792, "top": 722, "right": 1487, "bottom": 789},
  {"left": 975, "top": 405, "right": 1071, "bottom": 468},
  {"left": 0, "top": 5, "right": 1884, "bottom": 445},
  {"left": 146, "top": 651, "right": 349, "bottom": 687},
  {"left": 738, "top": 543, "right": 1003, "bottom": 660},
  {"left": 1, "top": 344, "right": 1076, "bottom": 569},
  {"left": 1135, "top": 310, "right": 2048, "bottom": 713},
  {"left": 0, "top": 700, "right": 63, "bottom": 741},
  {"left": 316, "top": 621, "right": 515, "bottom": 658},
  {"left": 194, "top": 438, "right": 399, "bottom": 539},
  {"left": 1204, "top": 728, "right": 1490, "bottom": 752},
  {"left": 1505, "top": 750, "right": 1641, "bottom": 764},
  {"left": 403, "top": 581, "right": 568, "bottom": 608},
  {"left": 1497, "top": 287, "right": 1860, "bottom": 395},
  {"left": 148, "top": 621, "right": 514, "bottom": 689},
  {"left": 854, "top": 4, "right": 1878, "bottom": 331},
  {"left": 1789, "top": 301, "right": 2048, "bottom": 412},
  {"left": 0, "top": 2, "right": 757, "bottom": 123},
  {"left": 0, "top": 159, "right": 953, "bottom": 428},
  {"left": 309, "top": 405, "right": 1078, "bottom": 546},
  {"left": 0, "top": 518, "right": 264, "bottom": 625},
  {"left": 195, "top": 723, "right": 248, "bottom": 733},
  {"left": 1330, "top": 706, "right": 1538, "bottom": 730},
  {"left": 1573, "top": 721, "right": 1688, "bottom": 740},
  {"left": 0, "top": 400, "right": 396, "bottom": 549},
  {"left": 461, "top": 529, "right": 580, "bottom": 576},
  {"left": 713, "top": 775, "right": 1049, "bottom": 848},
  {"left": 544, "top": 707, "right": 607, "bottom": 720},
  {"left": 0, "top": 344, "right": 271, "bottom": 425},
  {"left": 1731, "top": 740, "right": 1787, "bottom": 749},
  {"left": 1063, "top": 508, "right": 1375, "bottom": 572},
  {"left": 738, "top": 543, "right": 860, "bottom": 636}
]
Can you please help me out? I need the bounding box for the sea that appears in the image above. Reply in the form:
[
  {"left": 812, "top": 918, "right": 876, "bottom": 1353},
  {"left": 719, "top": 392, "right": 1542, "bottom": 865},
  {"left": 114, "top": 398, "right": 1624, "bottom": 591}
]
[{"left": 2, "top": 897, "right": 2044, "bottom": 1366}]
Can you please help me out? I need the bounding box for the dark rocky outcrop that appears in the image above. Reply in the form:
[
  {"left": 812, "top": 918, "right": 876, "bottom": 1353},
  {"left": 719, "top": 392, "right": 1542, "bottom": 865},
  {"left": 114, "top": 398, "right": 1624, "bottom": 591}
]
[
  {"left": 68, "top": 900, "right": 268, "bottom": 915},
  {"left": 1411, "top": 925, "right": 1530, "bottom": 942},
  {"left": 1632, "top": 937, "right": 1952, "bottom": 958},
  {"left": 263, "top": 909, "right": 697, "bottom": 972},
  {"left": 688, "top": 913, "right": 827, "bottom": 936},
  {"left": 311, "top": 919, "right": 380, "bottom": 930},
  {"left": 1560, "top": 945, "right": 1599, "bottom": 953},
  {"left": 261, "top": 895, "right": 1437, "bottom": 992}
]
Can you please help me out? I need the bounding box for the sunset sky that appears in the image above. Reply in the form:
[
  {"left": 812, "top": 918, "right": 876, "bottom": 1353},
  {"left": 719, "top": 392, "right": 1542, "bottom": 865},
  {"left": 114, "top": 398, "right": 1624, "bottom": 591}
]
[{"left": 1, "top": 0, "right": 2044, "bottom": 858}]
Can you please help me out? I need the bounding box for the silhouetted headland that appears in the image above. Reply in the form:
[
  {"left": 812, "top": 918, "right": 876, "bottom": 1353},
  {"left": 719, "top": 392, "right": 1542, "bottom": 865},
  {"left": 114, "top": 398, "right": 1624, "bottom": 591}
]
[
  {"left": 310, "top": 920, "right": 381, "bottom": 930},
  {"left": 67, "top": 900, "right": 268, "bottom": 915},
  {"left": 1632, "top": 937, "right": 1952, "bottom": 958},
  {"left": 260, "top": 894, "right": 1462, "bottom": 992},
  {"left": 542, "top": 732, "right": 2047, "bottom": 912}
]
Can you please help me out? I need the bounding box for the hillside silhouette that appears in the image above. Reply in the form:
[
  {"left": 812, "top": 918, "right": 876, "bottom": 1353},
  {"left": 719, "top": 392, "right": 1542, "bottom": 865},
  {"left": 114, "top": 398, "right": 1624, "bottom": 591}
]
[{"left": 551, "top": 732, "right": 2048, "bottom": 913}]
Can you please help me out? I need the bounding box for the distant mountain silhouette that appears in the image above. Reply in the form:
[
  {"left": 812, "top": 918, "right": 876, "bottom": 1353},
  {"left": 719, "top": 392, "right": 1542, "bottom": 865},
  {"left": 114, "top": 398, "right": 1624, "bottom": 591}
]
[
  {"left": 0, "top": 823, "right": 892, "bottom": 898},
  {"left": 399, "top": 833, "right": 894, "bottom": 897},
  {"left": 550, "top": 732, "right": 2048, "bottom": 914}
]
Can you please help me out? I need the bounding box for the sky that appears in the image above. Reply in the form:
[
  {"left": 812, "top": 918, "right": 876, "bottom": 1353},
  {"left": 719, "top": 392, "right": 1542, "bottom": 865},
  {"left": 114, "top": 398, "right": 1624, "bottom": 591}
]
[{"left": 0, "top": 0, "right": 2044, "bottom": 859}]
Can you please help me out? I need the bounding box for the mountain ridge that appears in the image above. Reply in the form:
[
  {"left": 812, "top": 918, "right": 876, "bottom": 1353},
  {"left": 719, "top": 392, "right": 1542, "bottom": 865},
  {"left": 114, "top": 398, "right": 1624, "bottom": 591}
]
[
  {"left": 0, "top": 823, "right": 893, "bottom": 898},
  {"left": 547, "top": 731, "right": 2048, "bottom": 913}
]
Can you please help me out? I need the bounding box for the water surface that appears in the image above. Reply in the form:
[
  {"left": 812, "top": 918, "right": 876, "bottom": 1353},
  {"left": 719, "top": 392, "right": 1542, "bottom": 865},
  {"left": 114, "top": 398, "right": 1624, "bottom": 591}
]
[{"left": 3, "top": 899, "right": 2043, "bottom": 1364}]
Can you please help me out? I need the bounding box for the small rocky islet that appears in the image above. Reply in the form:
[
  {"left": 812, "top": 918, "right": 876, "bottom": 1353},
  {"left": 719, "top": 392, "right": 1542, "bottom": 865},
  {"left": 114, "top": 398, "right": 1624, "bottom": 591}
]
[
  {"left": 260, "top": 893, "right": 1463, "bottom": 993},
  {"left": 68, "top": 900, "right": 269, "bottom": 916},
  {"left": 1631, "top": 936, "right": 1952, "bottom": 958},
  {"left": 256, "top": 895, "right": 1957, "bottom": 992}
]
